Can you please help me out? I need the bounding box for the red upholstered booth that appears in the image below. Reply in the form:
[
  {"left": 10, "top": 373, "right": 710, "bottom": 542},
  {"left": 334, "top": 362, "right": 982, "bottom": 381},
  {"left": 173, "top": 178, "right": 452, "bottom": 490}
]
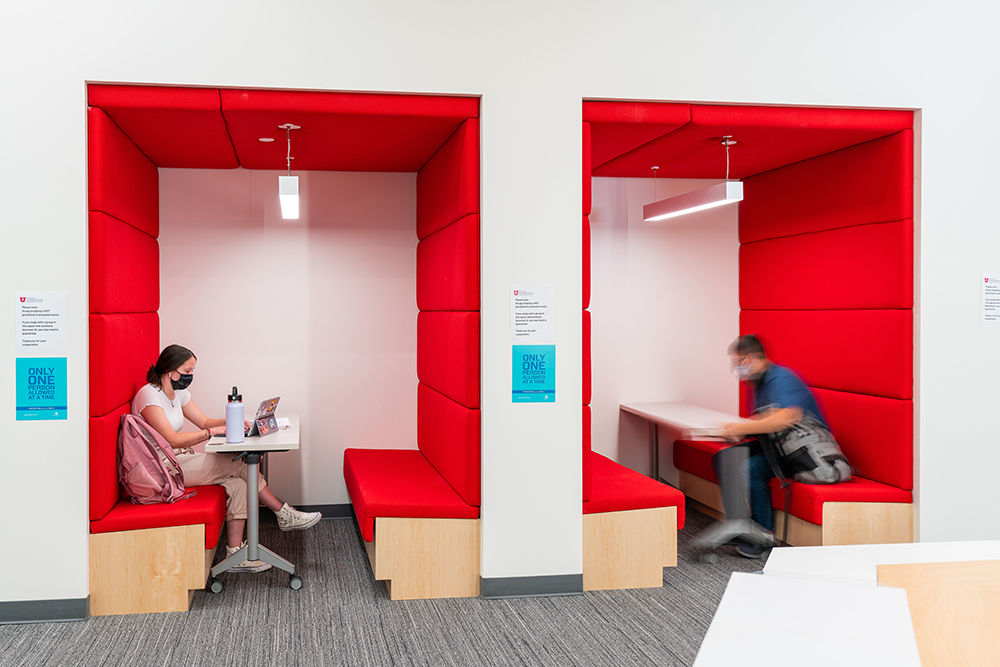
[
  {"left": 343, "top": 113, "right": 482, "bottom": 600},
  {"left": 88, "top": 84, "right": 482, "bottom": 607},
  {"left": 585, "top": 101, "right": 914, "bottom": 547}
]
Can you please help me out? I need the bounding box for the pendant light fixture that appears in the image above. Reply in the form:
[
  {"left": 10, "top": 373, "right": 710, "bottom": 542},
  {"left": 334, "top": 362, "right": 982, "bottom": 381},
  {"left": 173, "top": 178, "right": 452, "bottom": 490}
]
[
  {"left": 642, "top": 136, "right": 743, "bottom": 222},
  {"left": 278, "top": 123, "right": 301, "bottom": 220}
]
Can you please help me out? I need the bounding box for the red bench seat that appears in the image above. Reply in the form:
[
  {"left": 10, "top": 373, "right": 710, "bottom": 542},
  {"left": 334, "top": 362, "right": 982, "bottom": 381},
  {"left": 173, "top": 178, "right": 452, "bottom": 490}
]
[
  {"left": 89, "top": 485, "right": 227, "bottom": 549},
  {"left": 585, "top": 453, "right": 686, "bottom": 528},
  {"left": 672, "top": 438, "right": 728, "bottom": 484},
  {"left": 768, "top": 476, "right": 912, "bottom": 525},
  {"left": 673, "top": 439, "right": 912, "bottom": 528},
  {"left": 344, "top": 448, "right": 480, "bottom": 543}
]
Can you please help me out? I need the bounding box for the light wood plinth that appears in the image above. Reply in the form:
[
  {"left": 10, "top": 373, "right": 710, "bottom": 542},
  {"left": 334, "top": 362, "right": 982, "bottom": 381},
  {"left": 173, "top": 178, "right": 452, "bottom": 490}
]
[
  {"left": 583, "top": 506, "right": 677, "bottom": 591},
  {"left": 823, "top": 501, "right": 913, "bottom": 545},
  {"left": 90, "top": 524, "right": 216, "bottom": 616},
  {"left": 773, "top": 510, "right": 823, "bottom": 546},
  {"left": 678, "top": 474, "right": 913, "bottom": 547},
  {"left": 878, "top": 560, "right": 1000, "bottom": 667},
  {"left": 678, "top": 470, "right": 725, "bottom": 518},
  {"left": 364, "top": 517, "right": 480, "bottom": 600}
]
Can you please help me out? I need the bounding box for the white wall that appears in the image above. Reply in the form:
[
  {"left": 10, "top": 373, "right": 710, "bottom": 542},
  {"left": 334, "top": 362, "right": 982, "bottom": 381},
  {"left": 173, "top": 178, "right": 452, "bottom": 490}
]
[
  {"left": 3, "top": 0, "right": 1000, "bottom": 605},
  {"left": 159, "top": 169, "right": 418, "bottom": 506},
  {"left": 590, "top": 178, "right": 739, "bottom": 482}
]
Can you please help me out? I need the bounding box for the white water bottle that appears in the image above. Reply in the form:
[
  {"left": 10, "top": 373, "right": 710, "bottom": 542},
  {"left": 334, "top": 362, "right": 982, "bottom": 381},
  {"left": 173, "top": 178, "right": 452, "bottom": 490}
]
[{"left": 226, "top": 386, "right": 244, "bottom": 443}]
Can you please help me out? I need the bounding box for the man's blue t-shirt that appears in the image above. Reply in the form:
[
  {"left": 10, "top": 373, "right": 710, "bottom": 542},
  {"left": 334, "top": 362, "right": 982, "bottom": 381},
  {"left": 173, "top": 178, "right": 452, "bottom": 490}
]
[{"left": 753, "top": 364, "right": 827, "bottom": 428}]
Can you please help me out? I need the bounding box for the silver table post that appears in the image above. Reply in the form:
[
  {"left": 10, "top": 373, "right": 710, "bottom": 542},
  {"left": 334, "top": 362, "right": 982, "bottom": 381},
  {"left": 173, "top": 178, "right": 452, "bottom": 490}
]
[{"left": 211, "top": 452, "right": 297, "bottom": 580}]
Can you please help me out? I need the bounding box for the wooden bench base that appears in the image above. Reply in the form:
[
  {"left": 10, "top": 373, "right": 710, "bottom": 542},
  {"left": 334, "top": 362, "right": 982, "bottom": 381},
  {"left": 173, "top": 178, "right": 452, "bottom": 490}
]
[
  {"left": 678, "top": 471, "right": 913, "bottom": 547},
  {"left": 583, "top": 506, "right": 677, "bottom": 591},
  {"left": 363, "top": 517, "right": 480, "bottom": 600},
  {"left": 90, "top": 524, "right": 215, "bottom": 616}
]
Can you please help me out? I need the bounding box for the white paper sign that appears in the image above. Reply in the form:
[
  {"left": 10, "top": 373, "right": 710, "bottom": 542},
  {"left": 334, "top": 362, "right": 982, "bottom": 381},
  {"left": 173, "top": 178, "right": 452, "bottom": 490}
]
[
  {"left": 983, "top": 273, "right": 1000, "bottom": 327},
  {"left": 16, "top": 291, "right": 68, "bottom": 355},
  {"left": 510, "top": 284, "right": 554, "bottom": 344}
]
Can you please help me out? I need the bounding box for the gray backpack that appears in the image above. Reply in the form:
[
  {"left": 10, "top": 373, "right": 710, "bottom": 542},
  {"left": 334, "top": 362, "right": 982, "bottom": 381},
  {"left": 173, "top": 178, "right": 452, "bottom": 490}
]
[{"left": 773, "top": 413, "right": 853, "bottom": 485}]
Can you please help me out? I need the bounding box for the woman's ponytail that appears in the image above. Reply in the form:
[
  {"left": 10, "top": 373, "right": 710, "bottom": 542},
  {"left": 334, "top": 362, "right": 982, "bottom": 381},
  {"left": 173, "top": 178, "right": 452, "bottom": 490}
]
[{"left": 147, "top": 345, "right": 197, "bottom": 388}]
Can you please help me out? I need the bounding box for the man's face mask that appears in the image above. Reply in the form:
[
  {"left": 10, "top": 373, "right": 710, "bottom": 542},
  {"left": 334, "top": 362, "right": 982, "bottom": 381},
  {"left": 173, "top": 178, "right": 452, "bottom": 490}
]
[
  {"left": 730, "top": 356, "right": 752, "bottom": 379},
  {"left": 172, "top": 373, "right": 193, "bottom": 390}
]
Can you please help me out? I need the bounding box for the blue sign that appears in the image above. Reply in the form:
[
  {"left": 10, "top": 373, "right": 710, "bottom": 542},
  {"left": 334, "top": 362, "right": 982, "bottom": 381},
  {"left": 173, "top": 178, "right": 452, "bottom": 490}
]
[
  {"left": 512, "top": 345, "right": 555, "bottom": 403},
  {"left": 16, "top": 357, "right": 67, "bottom": 420}
]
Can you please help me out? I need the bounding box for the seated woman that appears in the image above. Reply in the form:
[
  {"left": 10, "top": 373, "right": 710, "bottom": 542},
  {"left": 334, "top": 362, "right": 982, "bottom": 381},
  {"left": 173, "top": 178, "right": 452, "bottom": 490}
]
[{"left": 133, "top": 344, "right": 321, "bottom": 573}]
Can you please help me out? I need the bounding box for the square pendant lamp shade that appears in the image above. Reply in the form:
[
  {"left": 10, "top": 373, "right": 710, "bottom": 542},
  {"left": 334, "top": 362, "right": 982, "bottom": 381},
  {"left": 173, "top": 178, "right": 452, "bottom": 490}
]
[
  {"left": 643, "top": 181, "right": 743, "bottom": 222},
  {"left": 279, "top": 175, "right": 299, "bottom": 219}
]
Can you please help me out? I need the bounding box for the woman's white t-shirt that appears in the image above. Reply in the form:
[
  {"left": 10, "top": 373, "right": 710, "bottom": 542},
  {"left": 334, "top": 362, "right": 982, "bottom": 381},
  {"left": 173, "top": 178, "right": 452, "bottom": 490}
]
[{"left": 132, "top": 384, "right": 191, "bottom": 433}]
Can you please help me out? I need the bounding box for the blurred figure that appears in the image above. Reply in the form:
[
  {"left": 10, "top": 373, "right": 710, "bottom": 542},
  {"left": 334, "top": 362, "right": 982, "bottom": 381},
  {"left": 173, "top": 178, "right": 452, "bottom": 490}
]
[{"left": 716, "top": 334, "right": 850, "bottom": 559}]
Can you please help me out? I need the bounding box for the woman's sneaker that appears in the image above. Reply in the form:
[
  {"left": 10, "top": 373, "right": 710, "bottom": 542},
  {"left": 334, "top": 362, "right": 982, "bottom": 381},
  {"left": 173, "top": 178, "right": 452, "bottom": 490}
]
[
  {"left": 226, "top": 543, "right": 272, "bottom": 573},
  {"left": 275, "top": 503, "right": 322, "bottom": 531}
]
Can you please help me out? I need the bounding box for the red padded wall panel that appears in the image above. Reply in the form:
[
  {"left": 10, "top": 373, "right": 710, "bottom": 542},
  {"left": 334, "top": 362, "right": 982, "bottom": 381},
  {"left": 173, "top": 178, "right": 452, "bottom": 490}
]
[
  {"left": 89, "top": 313, "right": 159, "bottom": 417},
  {"left": 812, "top": 388, "right": 913, "bottom": 490},
  {"left": 583, "top": 405, "right": 592, "bottom": 502},
  {"left": 89, "top": 402, "right": 130, "bottom": 521},
  {"left": 583, "top": 216, "right": 591, "bottom": 310},
  {"left": 583, "top": 101, "right": 691, "bottom": 168},
  {"left": 740, "top": 310, "right": 912, "bottom": 399},
  {"left": 740, "top": 220, "right": 913, "bottom": 311},
  {"left": 417, "top": 118, "right": 480, "bottom": 239},
  {"left": 417, "top": 312, "right": 480, "bottom": 409},
  {"left": 596, "top": 107, "right": 911, "bottom": 179},
  {"left": 583, "top": 122, "right": 592, "bottom": 216},
  {"left": 583, "top": 309, "right": 592, "bottom": 406},
  {"left": 88, "top": 85, "right": 239, "bottom": 169},
  {"left": 740, "top": 130, "right": 913, "bottom": 243},
  {"left": 87, "top": 108, "right": 159, "bottom": 237},
  {"left": 89, "top": 212, "right": 159, "bottom": 314},
  {"left": 416, "top": 215, "right": 480, "bottom": 312},
  {"left": 417, "top": 383, "right": 481, "bottom": 507},
  {"left": 222, "top": 89, "right": 478, "bottom": 172}
]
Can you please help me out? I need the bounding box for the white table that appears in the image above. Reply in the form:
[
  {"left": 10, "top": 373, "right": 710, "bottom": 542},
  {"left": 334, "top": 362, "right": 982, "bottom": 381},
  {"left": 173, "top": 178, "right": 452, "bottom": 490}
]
[
  {"left": 619, "top": 402, "right": 748, "bottom": 481},
  {"left": 694, "top": 572, "right": 921, "bottom": 667},
  {"left": 205, "top": 413, "right": 301, "bottom": 591},
  {"left": 764, "top": 539, "right": 1000, "bottom": 587}
]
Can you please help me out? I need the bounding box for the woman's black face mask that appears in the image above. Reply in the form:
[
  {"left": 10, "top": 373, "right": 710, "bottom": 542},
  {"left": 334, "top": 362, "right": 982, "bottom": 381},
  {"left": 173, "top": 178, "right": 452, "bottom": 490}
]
[{"left": 172, "top": 373, "right": 193, "bottom": 390}]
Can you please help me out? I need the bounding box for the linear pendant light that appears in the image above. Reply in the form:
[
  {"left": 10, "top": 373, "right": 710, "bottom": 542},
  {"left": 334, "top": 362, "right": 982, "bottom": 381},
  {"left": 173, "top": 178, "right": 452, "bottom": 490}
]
[
  {"left": 643, "top": 181, "right": 743, "bottom": 221},
  {"left": 278, "top": 123, "right": 301, "bottom": 220},
  {"left": 642, "top": 137, "right": 743, "bottom": 222}
]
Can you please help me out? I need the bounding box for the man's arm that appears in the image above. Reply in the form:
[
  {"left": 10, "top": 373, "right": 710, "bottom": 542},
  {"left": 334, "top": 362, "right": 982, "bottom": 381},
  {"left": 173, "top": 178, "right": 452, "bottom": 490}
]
[{"left": 722, "top": 406, "right": 803, "bottom": 441}]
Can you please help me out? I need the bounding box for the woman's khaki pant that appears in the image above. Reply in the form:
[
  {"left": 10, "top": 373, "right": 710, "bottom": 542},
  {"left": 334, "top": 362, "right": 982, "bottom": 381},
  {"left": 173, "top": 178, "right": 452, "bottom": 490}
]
[{"left": 178, "top": 452, "right": 267, "bottom": 521}]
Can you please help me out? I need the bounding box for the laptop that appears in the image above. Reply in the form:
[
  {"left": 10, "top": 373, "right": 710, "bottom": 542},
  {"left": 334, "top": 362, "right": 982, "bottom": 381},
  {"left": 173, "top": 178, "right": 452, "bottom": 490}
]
[{"left": 245, "top": 397, "right": 280, "bottom": 437}]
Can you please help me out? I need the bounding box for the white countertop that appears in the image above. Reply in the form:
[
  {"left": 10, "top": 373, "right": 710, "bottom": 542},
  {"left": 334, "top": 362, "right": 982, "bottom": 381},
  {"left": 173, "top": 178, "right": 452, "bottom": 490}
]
[
  {"left": 694, "top": 572, "right": 920, "bottom": 667},
  {"left": 619, "top": 402, "right": 749, "bottom": 438},
  {"left": 764, "top": 539, "right": 1000, "bottom": 587}
]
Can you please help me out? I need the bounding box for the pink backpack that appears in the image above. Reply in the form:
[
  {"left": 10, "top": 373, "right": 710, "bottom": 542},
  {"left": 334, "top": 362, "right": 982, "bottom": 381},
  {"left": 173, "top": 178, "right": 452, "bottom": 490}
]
[{"left": 117, "top": 414, "right": 196, "bottom": 505}]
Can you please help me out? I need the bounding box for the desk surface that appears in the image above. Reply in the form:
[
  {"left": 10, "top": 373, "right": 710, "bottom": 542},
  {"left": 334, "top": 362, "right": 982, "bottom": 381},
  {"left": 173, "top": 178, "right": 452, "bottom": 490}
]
[
  {"left": 206, "top": 413, "right": 300, "bottom": 453},
  {"left": 694, "top": 572, "right": 920, "bottom": 667},
  {"left": 619, "top": 402, "right": 748, "bottom": 437},
  {"left": 764, "top": 539, "right": 1000, "bottom": 587}
]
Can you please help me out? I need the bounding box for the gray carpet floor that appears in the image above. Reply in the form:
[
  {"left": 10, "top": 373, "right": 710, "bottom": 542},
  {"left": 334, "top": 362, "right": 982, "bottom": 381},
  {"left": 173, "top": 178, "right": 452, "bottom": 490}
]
[{"left": 0, "top": 503, "right": 765, "bottom": 667}]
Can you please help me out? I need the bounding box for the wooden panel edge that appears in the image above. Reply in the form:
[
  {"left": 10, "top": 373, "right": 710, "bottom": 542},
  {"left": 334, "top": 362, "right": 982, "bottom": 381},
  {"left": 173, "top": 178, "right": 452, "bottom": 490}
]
[{"left": 822, "top": 502, "right": 914, "bottom": 546}]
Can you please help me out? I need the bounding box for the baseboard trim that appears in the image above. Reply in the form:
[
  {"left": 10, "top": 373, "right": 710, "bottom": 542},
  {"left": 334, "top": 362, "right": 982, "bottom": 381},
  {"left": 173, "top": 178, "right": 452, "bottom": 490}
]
[
  {"left": 0, "top": 597, "right": 89, "bottom": 624},
  {"left": 480, "top": 574, "right": 583, "bottom": 599},
  {"left": 258, "top": 503, "right": 354, "bottom": 522}
]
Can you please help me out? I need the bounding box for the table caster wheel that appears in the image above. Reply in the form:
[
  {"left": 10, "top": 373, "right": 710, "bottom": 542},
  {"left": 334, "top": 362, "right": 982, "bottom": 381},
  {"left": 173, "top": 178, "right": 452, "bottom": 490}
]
[
  {"left": 699, "top": 553, "right": 719, "bottom": 564},
  {"left": 289, "top": 575, "right": 303, "bottom": 590},
  {"left": 209, "top": 577, "right": 225, "bottom": 594}
]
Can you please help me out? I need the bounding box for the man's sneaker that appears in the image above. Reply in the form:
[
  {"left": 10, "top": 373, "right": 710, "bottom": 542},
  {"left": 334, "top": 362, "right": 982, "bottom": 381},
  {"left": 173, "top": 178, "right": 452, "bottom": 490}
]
[
  {"left": 226, "top": 543, "right": 272, "bottom": 573},
  {"left": 276, "top": 503, "right": 322, "bottom": 531},
  {"left": 735, "top": 542, "right": 770, "bottom": 560}
]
